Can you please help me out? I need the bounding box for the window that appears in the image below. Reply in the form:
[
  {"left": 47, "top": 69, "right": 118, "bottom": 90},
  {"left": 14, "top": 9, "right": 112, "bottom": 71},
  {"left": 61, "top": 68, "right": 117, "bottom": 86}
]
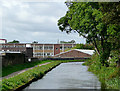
[
  {"left": 0, "top": 45, "right": 2, "bottom": 48},
  {"left": 2, "top": 45, "right": 6, "bottom": 48},
  {"left": 16, "top": 46, "right": 19, "bottom": 48},
  {"left": 40, "top": 53, "right": 43, "bottom": 56},
  {"left": 60, "top": 46, "right": 62, "bottom": 50},
  {"left": 51, "top": 53, "right": 53, "bottom": 56},
  {"left": 44, "top": 46, "right": 48, "bottom": 50},
  {"left": 10, "top": 45, "right": 12, "bottom": 47},
  {"left": 64, "top": 47, "right": 66, "bottom": 49},
  {"left": 44, "top": 53, "right": 46, "bottom": 56},
  {"left": 47, "top": 53, "right": 50, "bottom": 56},
  {"left": 49, "top": 46, "right": 53, "bottom": 50},
  {"left": 39, "top": 46, "right": 43, "bottom": 50}
]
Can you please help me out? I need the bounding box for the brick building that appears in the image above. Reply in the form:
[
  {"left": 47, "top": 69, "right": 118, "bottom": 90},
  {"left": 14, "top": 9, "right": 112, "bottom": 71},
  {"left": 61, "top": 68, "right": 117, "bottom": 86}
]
[
  {"left": 54, "top": 49, "right": 94, "bottom": 58},
  {"left": 0, "top": 39, "right": 7, "bottom": 44},
  {"left": 0, "top": 43, "right": 76, "bottom": 58}
]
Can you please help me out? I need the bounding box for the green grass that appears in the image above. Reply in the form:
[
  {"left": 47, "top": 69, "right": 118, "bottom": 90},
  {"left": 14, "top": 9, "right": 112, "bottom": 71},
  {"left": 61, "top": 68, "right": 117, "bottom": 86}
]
[
  {"left": 83, "top": 54, "right": 120, "bottom": 89},
  {"left": 2, "top": 60, "right": 53, "bottom": 77},
  {"left": 2, "top": 61, "right": 61, "bottom": 91}
]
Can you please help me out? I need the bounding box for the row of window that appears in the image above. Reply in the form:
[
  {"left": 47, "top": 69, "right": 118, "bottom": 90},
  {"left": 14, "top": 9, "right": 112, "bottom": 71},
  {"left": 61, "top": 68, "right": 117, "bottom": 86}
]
[
  {"left": 33, "top": 46, "right": 73, "bottom": 50},
  {"left": 33, "top": 46, "right": 53, "bottom": 50},
  {"left": 1, "top": 49, "right": 25, "bottom": 52},
  {"left": 0, "top": 45, "right": 26, "bottom": 48},
  {"left": 60, "top": 46, "right": 72, "bottom": 50},
  {"left": 33, "top": 52, "right": 53, "bottom": 56},
  {"left": 0, "top": 45, "right": 73, "bottom": 49}
]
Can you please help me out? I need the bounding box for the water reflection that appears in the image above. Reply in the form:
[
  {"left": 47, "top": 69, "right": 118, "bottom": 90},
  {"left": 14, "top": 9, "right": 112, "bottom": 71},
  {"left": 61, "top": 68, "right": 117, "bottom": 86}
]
[{"left": 24, "top": 62, "right": 101, "bottom": 90}]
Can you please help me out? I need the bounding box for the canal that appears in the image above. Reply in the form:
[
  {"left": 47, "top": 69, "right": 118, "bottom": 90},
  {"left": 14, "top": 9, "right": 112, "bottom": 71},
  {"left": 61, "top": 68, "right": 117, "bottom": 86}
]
[{"left": 23, "top": 62, "right": 101, "bottom": 90}]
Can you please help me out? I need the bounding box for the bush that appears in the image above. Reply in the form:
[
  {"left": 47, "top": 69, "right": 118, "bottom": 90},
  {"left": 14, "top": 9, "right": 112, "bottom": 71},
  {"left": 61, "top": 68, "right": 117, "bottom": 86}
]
[{"left": 83, "top": 54, "right": 120, "bottom": 89}]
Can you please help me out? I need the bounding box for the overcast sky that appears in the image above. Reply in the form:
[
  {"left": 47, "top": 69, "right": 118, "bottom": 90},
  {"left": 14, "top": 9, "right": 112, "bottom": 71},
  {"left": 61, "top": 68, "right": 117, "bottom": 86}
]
[{"left": 1, "top": 0, "right": 86, "bottom": 44}]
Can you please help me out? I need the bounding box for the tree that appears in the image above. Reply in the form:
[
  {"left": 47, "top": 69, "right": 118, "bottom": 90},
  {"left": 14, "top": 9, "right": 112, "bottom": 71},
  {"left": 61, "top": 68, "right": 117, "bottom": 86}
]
[
  {"left": 32, "top": 41, "right": 38, "bottom": 44},
  {"left": 97, "top": 2, "right": 120, "bottom": 67},
  {"left": 8, "top": 40, "right": 19, "bottom": 43},
  {"left": 73, "top": 43, "right": 94, "bottom": 50},
  {"left": 60, "top": 40, "right": 76, "bottom": 43},
  {"left": 58, "top": 2, "right": 120, "bottom": 66}
]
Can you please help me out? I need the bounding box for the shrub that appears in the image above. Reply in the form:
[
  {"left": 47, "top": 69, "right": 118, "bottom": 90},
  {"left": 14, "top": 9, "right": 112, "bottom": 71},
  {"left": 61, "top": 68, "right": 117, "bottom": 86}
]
[{"left": 83, "top": 54, "right": 120, "bottom": 89}]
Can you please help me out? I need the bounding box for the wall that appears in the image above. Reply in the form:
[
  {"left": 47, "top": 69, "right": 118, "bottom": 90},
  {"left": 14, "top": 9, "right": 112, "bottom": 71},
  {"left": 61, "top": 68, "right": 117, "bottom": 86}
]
[
  {"left": 25, "top": 47, "right": 33, "bottom": 58},
  {"left": 1, "top": 53, "right": 25, "bottom": 67}
]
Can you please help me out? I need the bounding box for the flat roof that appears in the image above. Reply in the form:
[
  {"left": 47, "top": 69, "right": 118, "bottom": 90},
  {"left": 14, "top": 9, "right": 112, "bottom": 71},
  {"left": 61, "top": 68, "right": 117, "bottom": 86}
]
[
  {"left": 0, "top": 51, "right": 21, "bottom": 54},
  {"left": 0, "top": 43, "right": 76, "bottom": 45}
]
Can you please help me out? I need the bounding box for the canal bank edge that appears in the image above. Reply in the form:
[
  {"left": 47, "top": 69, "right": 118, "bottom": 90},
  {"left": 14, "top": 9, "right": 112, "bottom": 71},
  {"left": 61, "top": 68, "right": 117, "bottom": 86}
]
[
  {"left": 15, "top": 62, "right": 62, "bottom": 91},
  {"left": 2, "top": 62, "right": 61, "bottom": 91}
]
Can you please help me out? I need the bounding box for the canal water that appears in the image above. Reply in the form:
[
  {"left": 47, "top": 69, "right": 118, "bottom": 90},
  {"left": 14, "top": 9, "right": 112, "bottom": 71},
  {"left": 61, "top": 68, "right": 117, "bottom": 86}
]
[{"left": 23, "top": 62, "right": 101, "bottom": 90}]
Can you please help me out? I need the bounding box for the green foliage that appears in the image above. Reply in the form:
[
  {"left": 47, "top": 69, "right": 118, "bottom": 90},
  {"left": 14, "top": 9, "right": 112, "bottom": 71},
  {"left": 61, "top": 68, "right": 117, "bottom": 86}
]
[
  {"left": 83, "top": 54, "right": 120, "bottom": 89},
  {"left": 60, "top": 40, "right": 76, "bottom": 44},
  {"left": 8, "top": 40, "right": 19, "bottom": 43},
  {"left": 58, "top": 2, "right": 120, "bottom": 66},
  {"left": 98, "top": 2, "right": 120, "bottom": 25},
  {"left": 72, "top": 43, "right": 94, "bottom": 50},
  {"left": 32, "top": 41, "right": 38, "bottom": 44}
]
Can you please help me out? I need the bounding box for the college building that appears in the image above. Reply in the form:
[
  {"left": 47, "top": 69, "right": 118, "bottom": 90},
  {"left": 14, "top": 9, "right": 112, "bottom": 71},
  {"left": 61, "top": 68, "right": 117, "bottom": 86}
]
[{"left": 0, "top": 40, "right": 76, "bottom": 58}]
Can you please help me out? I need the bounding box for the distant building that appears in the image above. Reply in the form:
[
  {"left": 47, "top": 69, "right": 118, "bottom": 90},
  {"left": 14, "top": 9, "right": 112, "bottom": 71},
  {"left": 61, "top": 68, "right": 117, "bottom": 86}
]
[
  {"left": 0, "top": 39, "right": 7, "bottom": 44},
  {"left": 0, "top": 43, "right": 76, "bottom": 58}
]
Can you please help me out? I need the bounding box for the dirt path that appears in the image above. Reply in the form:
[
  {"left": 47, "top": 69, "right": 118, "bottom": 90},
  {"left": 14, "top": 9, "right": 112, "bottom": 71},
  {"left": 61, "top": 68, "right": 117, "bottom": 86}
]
[{"left": 1, "top": 62, "right": 51, "bottom": 80}]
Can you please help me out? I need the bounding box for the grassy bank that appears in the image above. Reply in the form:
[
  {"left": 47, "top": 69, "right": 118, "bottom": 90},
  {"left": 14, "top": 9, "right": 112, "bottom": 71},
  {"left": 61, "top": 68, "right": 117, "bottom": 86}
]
[
  {"left": 2, "top": 59, "right": 86, "bottom": 91},
  {"left": 83, "top": 54, "right": 120, "bottom": 89},
  {"left": 2, "top": 61, "right": 61, "bottom": 91},
  {"left": 2, "top": 60, "right": 52, "bottom": 77}
]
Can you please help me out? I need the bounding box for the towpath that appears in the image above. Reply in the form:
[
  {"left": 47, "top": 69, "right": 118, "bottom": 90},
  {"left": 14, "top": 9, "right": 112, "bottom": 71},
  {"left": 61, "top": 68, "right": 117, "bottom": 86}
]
[{"left": 1, "top": 62, "right": 51, "bottom": 80}]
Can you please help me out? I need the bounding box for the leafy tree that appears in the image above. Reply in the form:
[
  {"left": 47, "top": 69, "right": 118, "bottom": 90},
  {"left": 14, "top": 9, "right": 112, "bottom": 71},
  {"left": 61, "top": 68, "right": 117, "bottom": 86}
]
[
  {"left": 98, "top": 2, "right": 120, "bottom": 66},
  {"left": 8, "top": 40, "right": 19, "bottom": 43},
  {"left": 73, "top": 43, "right": 94, "bottom": 50},
  {"left": 32, "top": 41, "right": 38, "bottom": 44},
  {"left": 60, "top": 40, "right": 76, "bottom": 43},
  {"left": 58, "top": 2, "right": 120, "bottom": 66}
]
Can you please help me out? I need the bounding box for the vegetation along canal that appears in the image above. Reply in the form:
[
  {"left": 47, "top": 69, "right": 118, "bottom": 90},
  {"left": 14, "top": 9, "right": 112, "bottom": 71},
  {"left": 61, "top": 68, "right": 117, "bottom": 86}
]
[{"left": 23, "top": 62, "right": 101, "bottom": 89}]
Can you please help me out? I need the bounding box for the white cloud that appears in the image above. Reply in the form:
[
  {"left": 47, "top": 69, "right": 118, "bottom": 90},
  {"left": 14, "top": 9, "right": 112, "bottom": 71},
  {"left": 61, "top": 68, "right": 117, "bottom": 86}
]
[
  {"left": 16, "top": 10, "right": 30, "bottom": 21},
  {"left": 2, "top": 0, "right": 86, "bottom": 44}
]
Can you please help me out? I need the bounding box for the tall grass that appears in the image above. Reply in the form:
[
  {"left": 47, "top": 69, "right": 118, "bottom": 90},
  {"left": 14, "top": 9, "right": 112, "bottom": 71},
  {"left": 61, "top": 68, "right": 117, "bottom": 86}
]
[{"left": 83, "top": 54, "right": 120, "bottom": 89}]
